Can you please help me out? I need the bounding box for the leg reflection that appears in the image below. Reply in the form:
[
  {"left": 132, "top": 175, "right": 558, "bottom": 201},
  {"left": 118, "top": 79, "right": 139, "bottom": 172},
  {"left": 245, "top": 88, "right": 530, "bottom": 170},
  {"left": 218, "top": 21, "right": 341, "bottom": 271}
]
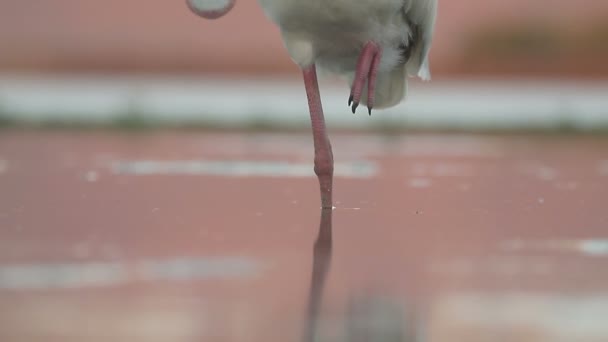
[
  {"left": 303, "top": 208, "right": 333, "bottom": 342},
  {"left": 345, "top": 294, "right": 409, "bottom": 342}
]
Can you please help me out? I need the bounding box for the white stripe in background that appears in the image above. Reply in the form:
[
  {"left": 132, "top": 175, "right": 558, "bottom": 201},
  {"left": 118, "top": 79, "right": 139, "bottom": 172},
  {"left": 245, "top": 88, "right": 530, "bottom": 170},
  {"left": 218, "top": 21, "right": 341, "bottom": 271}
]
[
  {"left": 110, "top": 159, "right": 378, "bottom": 178},
  {"left": 1, "top": 75, "right": 607, "bottom": 130},
  {"left": 0, "top": 262, "right": 127, "bottom": 290},
  {"left": 437, "top": 293, "right": 608, "bottom": 339},
  {"left": 501, "top": 239, "right": 608, "bottom": 257},
  {"left": 0, "top": 257, "right": 261, "bottom": 290}
]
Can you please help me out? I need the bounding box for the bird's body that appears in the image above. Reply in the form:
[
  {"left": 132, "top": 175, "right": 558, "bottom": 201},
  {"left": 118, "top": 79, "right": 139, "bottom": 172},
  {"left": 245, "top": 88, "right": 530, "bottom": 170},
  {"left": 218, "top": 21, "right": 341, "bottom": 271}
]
[
  {"left": 258, "top": 0, "right": 437, "bottom": 108},
  {"left": 187, "top": 0, "right": 438, "bottom": 208}
]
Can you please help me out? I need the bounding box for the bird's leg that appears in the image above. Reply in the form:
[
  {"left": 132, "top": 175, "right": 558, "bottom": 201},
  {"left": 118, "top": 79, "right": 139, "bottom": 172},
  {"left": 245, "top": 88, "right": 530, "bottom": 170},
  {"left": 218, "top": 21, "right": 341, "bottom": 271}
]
[
  {"left": 302, "top": 64, "right": 334, "bottom": 209},
  {"left": 366, "top": 48, "right": 383, "bottom": 114},
  {"left": 348, "top": 42, "right": 382, "bottom": 115}
]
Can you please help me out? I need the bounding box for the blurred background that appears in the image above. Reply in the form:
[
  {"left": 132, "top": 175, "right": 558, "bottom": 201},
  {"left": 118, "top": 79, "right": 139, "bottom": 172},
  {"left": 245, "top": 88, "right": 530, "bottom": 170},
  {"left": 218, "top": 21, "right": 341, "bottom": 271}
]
[
  {"left": 1, "top": 0, "right": 607, "bottom": 130},
  {"left": 2, "top": 2, "right": 608, "bottom": 341}
]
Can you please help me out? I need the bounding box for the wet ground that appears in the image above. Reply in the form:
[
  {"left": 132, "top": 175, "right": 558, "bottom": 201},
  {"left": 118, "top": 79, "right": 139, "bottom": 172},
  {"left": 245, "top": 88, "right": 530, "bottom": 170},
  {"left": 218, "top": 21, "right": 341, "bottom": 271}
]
[{"left": 0, "top": 129, "right": 607, "bottom": 341}]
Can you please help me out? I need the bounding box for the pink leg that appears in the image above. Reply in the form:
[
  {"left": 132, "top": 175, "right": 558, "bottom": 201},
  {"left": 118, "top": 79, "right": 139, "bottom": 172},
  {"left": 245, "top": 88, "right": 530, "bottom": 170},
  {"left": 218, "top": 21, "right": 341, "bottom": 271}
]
[
  {"left": 302, "top": 65, "right": 334, "bottom": 209},
  {"left": 349, "top": 42, "right": 382, "bottom": 115}
]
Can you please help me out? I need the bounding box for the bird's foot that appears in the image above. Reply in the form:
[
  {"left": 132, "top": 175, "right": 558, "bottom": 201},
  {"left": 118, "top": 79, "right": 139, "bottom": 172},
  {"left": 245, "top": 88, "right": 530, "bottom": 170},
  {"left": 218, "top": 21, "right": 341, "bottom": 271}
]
[
  {"left": 316, "top": 168, "right": 334, "bottom": 210},
  {"left": 314, "top": 141, "right": 334, "bottom": 209},
  {"left": 349, "top": 41, "right": 382, "bottom": 115}
]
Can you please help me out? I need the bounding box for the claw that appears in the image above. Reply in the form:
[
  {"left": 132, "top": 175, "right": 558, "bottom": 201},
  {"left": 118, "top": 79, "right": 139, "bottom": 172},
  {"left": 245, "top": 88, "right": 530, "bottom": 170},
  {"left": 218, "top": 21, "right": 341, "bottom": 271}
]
[
  {"left": 351, "top": 102, "right": 359, "bottom": 114},
  {"left": 368, "top": 106, "right": 373, "bottom": 116},
  {"left": 348, "top": 94, "right": 353, "bottom": 106}
]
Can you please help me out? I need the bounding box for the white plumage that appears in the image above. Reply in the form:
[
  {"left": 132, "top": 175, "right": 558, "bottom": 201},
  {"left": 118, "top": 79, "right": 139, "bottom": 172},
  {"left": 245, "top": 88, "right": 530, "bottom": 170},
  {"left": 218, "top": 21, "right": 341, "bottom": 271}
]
[{"left": 257, "top": 0, "right": 438, "bottom": 108}]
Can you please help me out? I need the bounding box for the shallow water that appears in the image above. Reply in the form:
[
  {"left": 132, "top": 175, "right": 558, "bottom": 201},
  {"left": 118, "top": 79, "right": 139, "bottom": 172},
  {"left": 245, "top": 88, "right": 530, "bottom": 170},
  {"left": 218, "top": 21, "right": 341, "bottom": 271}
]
[{"left": 0, "top": 130, "right": 607, "bottom": 341}]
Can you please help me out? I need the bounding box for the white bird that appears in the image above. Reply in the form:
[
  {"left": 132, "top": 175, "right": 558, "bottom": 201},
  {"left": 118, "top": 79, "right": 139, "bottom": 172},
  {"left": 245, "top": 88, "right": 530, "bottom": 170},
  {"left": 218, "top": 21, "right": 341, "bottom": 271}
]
[{"left": 187, "top": 0, "right": 438, "bottom": 209}]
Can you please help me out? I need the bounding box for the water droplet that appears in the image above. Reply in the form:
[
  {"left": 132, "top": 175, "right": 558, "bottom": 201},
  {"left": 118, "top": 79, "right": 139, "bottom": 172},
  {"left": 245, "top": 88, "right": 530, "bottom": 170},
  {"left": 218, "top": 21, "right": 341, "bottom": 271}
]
[
  {"left": 408, "top": 178, "right": 432, "bottom": 188},
  {"left": 84, "top": 171, "right": 99, "bottom": 182},
  {"left": 0, "top": 159, "right": 8, "bottom": 174}
]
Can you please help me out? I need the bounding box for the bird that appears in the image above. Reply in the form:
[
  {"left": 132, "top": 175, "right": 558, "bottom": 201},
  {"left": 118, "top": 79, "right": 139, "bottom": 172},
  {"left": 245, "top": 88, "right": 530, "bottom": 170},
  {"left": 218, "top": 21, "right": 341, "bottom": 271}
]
[{"left": 186, "top": 0, "right": 438, "bottom": 209}]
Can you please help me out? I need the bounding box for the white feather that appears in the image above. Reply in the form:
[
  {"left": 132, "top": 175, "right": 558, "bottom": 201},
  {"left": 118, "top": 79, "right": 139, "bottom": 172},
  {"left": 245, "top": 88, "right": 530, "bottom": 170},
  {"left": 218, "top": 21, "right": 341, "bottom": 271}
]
[
  {"left": 404, "top": 0, "right": 437, "bottom": 81},
  {"left": 257, "top": 0, "right": 438, "bottom": 108}
]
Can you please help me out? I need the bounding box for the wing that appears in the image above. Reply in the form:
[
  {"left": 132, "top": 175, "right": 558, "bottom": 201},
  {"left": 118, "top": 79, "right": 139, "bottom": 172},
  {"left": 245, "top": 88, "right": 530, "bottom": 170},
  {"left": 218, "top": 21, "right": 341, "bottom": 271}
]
[{"left": 403, "top": 0, "right": 438, "bottom": 80}]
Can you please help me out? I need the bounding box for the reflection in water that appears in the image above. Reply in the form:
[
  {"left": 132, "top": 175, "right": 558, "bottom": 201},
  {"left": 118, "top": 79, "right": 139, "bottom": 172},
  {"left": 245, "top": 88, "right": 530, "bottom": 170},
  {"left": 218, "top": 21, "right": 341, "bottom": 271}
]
[
  {"left": 302, "top": 209, "right": 419, "bottom": 342},
  {"left": 303, "top": 208, "right": 333, "bottom": 342},
  {"left": 345, "top": 295, "right": 415, "bottom": 342}
]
